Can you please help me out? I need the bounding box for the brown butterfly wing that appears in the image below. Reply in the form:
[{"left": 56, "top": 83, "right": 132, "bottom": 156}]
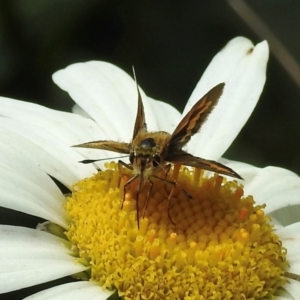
[
  {"left": 132, "top": 69, "right": 147, "bottom": 140},
  {"left": 167, "top": 83, "right": 225, "bottom": 151},
  {"left": 166, "top": 150, "right": 242, "bottom": 179},
  {"left": 73, "top": 141, "right": 130, "bottom": 154},
  {"left": 73, "top": 70, "right": 146, "bottom": 155}
]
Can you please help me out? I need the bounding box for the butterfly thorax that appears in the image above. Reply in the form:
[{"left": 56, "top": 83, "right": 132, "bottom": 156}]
[{"left": 130, "top": 130, "right": 171, "bottom": 178}]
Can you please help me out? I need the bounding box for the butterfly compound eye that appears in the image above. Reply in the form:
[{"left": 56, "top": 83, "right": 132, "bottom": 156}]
[
  {"left": 140, "top": 138, "right": 156, "bottom": 149},
  {"left": 129, "top": 152, "right": 134, "bottom": 164}
]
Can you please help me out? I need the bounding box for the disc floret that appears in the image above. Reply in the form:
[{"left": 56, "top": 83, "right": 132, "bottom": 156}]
[{"left": 65, "top": 162, "right": 287, "bottom": 299}]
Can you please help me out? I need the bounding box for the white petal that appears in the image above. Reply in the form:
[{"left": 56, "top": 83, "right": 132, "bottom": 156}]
[
  {"left": 185, "top": 37, "right": 269, "bottom": 159},
  {"left": 23, "top": 281, "right": 114, "bottom": 300},
  {"left": 277, "top": 222, "right": 300, "bottom": 255},
  {"left": 0, "top": 226, "right": 87, "bottom": 293},
  {"left": 146, "top": 97, "right": 181, "bottom": 133},
  {"left": 286, "top": 254, "right": 300, "bottom": 275},
  {"left": 0, "top": 96, "right": 103, "bottom": 144},
  {"left": 270, "top": 205, "right": 300, "bottom": 227},
  {"left": 0, "top": 95, "right": 121, "bottom": 171},
  {"left": 72, "top": 104, "right": 91, "bottom": 118},
  {"left": 0, "top": 142, "right": 67, "bottom": 227},
  {"left": 53, "top": 61, "right": 148, "bottom": 141},
  {"left": 0, "top": 142, "right": 63, "bottom": 200},
  {"left": 218, "top": 157, "right": 259, "bottom": 181},
  {"left": 282, "top": 279, "right": 300, "bottom": 300},
  {"left": 52, "top": 61, "right": 181, "bottom": 140},
  {"left": 269, "top": 217, "right": 284, "bottom": 230},
  {"left": 0, "top": 127, "right": 76, "bottom": 189},
  {"left": 242, "top": 166, "right": 300, "bottom": 215},
  {"left": 72, "top": 99, "right": 181, "bottom": 135},
  {"left": 0, "top": 119, "right": 97, "bottom": 188},
  {"left": 219, "top": 160, "right": 300, "bottom": 224},
  {"left": 273, "top": 286, "right": 295, "bottom": 299}
]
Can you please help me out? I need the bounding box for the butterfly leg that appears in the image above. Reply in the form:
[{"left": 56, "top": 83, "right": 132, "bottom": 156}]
[
  {"left": 161, "top": 164, "right": 174, "bottom": 198},
  {"left": 162, "top": 164, "right": 190, "bottom": 197},
  {"left": 117, "top": 160, "right": 133, "bottom": 187},
  {"left": 117, "top": 160, "right": 134, "bottom": 209},
  {"left": 142, "top": 179, "right": 154, "bottom": 219},
  {"left": 161, "top": 164, "right": 193, "bottom": 203},
  {"left": 118, "top": 160, "right": 143, "bottom": 228},
  {"left": 120, "top": 173, "right": 142, "bottom": 228},
  {"left": 152, "top": 175, "right": 176, "bottom": 225},
  {"left": 162, "top": 163, "right": 171, "bottom": 179},
  {"left": 135, "top": 173, "right": 144, "bottom": 229}
]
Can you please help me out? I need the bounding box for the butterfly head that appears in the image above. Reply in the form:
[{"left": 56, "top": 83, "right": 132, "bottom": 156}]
[{"left": 130, "top": 137, "right": 162, "bottom": 176}]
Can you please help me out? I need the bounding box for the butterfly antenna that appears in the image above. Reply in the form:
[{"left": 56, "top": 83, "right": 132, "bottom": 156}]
[
  {"left": 141, "top": 179, "right": 154, "bottom": 220},
  {"left": 79, "top": 155, "right": 129, "bottom": 164}
]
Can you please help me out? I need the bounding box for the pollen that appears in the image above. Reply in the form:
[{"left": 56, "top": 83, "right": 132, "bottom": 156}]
[{"left": 65, "top": 162, "right": 287, "bottom": 299}]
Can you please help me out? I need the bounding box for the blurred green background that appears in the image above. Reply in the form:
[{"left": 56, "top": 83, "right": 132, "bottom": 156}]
[
  {"left": 1, "top": 1, "right": 300, "bottom": 298},
  {"left": 1, "top": 0, "right": 300, "bottom": 174}
]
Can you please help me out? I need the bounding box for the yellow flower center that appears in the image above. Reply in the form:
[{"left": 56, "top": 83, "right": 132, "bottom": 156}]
[{"left": 65, "top": 162, "right": 287, "bottom": 300}]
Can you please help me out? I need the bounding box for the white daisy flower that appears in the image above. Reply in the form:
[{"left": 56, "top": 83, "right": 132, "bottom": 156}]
[{"left": 1, "top": 37, "right": 300, "bottom": 300}]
